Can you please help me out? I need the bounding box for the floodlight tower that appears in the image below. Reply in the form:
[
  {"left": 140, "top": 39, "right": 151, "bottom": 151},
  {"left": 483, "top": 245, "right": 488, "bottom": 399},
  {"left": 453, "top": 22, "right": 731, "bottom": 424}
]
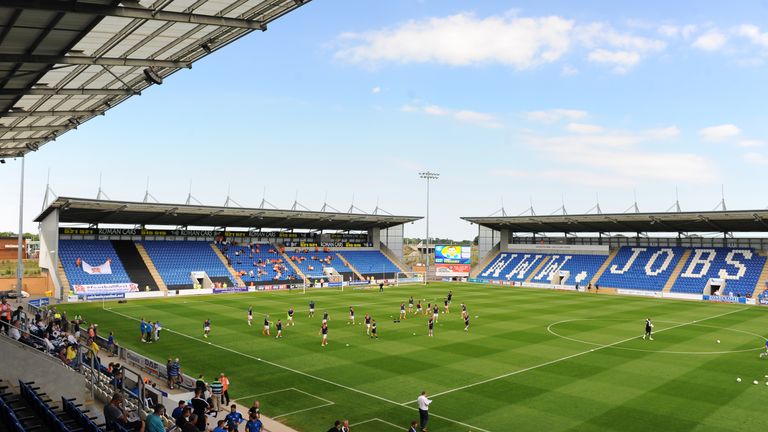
[{"left": 419, "top": 171, "right": 439, "bottom": 282}]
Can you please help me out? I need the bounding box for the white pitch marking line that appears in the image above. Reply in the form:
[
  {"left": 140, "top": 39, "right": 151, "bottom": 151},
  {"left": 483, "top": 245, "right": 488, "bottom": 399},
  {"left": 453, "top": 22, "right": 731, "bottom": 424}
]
[
  {"left": 288, "top": 387, "right": 334, "bottom": 405},
  {"left": 232, "top": 388, "right": 294, "bottom": 402},
  {"left": 271, "top": 401, "right": 335, "bottom": 419},
  {"left": 103, "top": 307, "right": 489, "bottom": 432},
  {"left": 404, "top": 306, "right": 747, "bottom": 403},
  {"left": 350, "top": 418, "right": 402, "bottom": 430}
]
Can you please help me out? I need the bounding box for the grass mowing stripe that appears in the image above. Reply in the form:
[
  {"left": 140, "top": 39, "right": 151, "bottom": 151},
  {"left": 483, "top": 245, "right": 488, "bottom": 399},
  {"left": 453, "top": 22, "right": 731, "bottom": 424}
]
[
  {"left": 411, "top": 306, "right": 747, "bottom": 403},
  {"left": 101, "top": 304, "right": 492, "bottom": 432}
]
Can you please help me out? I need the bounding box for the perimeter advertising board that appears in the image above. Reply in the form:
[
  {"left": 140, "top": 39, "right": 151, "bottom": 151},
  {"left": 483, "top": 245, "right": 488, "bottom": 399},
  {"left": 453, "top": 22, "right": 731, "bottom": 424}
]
[{"left": 434, "top": 245, "right": 471, "bottom": 276}]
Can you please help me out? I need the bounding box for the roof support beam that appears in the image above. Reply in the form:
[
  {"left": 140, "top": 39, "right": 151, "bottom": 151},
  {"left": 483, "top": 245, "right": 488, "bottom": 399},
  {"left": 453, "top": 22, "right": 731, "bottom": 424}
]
[
  {"left": 0, "top": 88, "right": 136, "bottom": 96},
  {"left": 0, "top": 125, "right": 65, "bottom": 132},
  {"left": 1, "top": 110, "right": 99, "bottom": 118},
  {"left": 0, "top": 138, "right": 43, "bottom": 143},
  {"left": 0, "top": 54, "right": 190, "bottom": 69},
  {"left": 3, "top": 0, "right": 267, "bottom": 31}
]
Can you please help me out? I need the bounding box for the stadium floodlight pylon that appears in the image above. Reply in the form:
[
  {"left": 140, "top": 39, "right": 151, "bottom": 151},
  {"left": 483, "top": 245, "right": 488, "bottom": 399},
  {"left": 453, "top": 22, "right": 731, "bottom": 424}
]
[
  {"left": 185, "top": 181, "right": 203, "bottom": 205},
  {"left": 320, "top": 192, "right": 341, "bottom": 213},
  {"left": 223, "top": 185, "right": 242, "bottom": 207},
  {"left": 290, "top": 190, "right": 311, "bottom": 211},
  {"left": 41, "top": 168, "right": 58, "bottom": 210},
  {"left": 713, "top": 184, "right": 727, "bottom": 211},
  {"left": 488, "top": 197, "right": 508, "bottom": 217},
  {"left": 666, "top": 186, "right": 682, "bottom": 212},
  {"left": 372, "top": 197, "right": 393, "bottom": 215},
  {"left": 396, "top": 271, "right": 427, "bottom": 286},
  {"left": 142, "top": 177, "right": 159, "bottom": 203},
  {"left": 551, "top": 193, "right": 568, "bottom": 215},
  {"left": 585, "top": 193, "right": 602, "bottom": 214},
  {"left": 347, "top": 193, "right": 367, "bottom": 214},
  {"left": 96, "top": 172, "right": 110, "bottom": 200},
  {"left": 518, "top": 196, "right": 536, "bottom": 216},
  {"left": 623, "top": 190, "right": 640, "bottom": 213},
  {"left": 259, "top": 187, "right": 278, "bottom": 210}
]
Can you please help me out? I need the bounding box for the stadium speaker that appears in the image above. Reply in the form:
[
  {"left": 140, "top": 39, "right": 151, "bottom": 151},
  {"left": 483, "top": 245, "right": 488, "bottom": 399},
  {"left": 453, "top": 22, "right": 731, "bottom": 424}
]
[{"left": 143, "top": 67, "right": 163, "bottom": 85}]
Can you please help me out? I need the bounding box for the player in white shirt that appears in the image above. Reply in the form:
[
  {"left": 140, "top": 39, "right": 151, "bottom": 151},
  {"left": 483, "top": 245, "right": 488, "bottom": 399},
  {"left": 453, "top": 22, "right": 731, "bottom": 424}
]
[{"left": 417, "top": 391, "right": 432, "bottom": 431}]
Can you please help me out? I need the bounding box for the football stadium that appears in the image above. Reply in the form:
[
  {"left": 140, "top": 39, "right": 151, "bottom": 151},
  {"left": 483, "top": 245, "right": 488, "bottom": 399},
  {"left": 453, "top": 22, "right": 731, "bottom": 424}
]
[{"left": 2, "top": 2, "right": 768, "bottom": 432}]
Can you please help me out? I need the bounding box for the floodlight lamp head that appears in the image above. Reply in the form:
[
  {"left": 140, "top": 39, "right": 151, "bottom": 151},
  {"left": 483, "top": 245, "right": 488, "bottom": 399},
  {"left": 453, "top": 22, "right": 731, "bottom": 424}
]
[{"left": 143, "top": 67, "right": 163, "bottom": 85}]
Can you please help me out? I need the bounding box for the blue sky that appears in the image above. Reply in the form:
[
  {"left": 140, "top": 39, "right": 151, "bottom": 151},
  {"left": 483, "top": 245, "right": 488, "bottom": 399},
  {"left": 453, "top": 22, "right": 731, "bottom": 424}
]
[{"left": 3, "top": 0, "right": 768, "bottom": 240}]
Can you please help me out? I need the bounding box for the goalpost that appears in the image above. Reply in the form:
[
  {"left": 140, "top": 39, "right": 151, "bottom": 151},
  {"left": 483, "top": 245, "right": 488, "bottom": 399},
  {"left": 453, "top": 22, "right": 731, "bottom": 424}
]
[{"left": 396, "top": 271, "right": 427, "bottom": 286}]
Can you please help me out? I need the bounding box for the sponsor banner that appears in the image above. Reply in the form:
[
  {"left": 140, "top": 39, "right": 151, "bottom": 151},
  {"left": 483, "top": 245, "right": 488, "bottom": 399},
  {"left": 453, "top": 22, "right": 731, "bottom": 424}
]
[
  {"left": 82, "top": 259, "right": 112, "bottom": 275},
  {"left": 703, "top": 295, "right": 747, "bottom": 304},
  {"left": 60, "top": 227, "right": 97, "bottom": 236},
  {"left": 509, "top": 243, "right": 609, "bottom": 254},
  {"left": 349, "top": 281, "right": 371, "bottom": 286},
  {"left": 468, "top": 278, "right": 489, "bottom": 284},
  {"left": 617, "top": 289, "right": 661, "bottom": 297},
  {"left": 435, "top": 245, "right": 471, "bottom": 265},
  {"left": 212, "top": 287, "right": 249, "bottom": 294},
  {"left": 29, "top": 297, "right": 50, "bottom": 307},
  {"left": 760, "top": 298, "right": 768, "bottom": 305},
  {"left": 398, "top": 278, "right": 422, "bottom": 284},
  {"left": 435, "top": 263, "right": 471, "bottom": 277},
  {"left": 663, "top": 292, "right": 703, "bottom": 301},
  {"left": 259, "top": 284, "right": 289, "bottom": 291},
  {"left": 83, "top": 293, "right": 125, "bottom": 301},
  {"left": 74, "top": 283, "right": 138, "bottom": 295},
  {"left": 328, "top": 282, "right": 343, "bottom": 287}
]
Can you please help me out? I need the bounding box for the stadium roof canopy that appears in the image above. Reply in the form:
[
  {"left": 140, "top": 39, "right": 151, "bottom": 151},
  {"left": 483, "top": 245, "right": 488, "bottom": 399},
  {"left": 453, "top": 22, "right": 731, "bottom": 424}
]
[
  {"left": 36, "top": 197, "right": 422, "bottom": 230},
  {"left": 462, "top": 210, "right": 768, "bottom": 234},
  {"left": 0, "top": 0, "right": 309, "bottom": 158}
]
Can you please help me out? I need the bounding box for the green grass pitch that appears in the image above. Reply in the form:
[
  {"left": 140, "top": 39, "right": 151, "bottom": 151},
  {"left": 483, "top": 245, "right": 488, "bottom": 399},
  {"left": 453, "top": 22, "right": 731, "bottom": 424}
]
[{"left": 60, "top": 283, "right": 768, "bottom": 431}]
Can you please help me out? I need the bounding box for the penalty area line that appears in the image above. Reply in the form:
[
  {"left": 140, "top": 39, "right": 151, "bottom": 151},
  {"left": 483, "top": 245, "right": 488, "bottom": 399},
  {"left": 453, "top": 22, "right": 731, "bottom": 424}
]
[{"left": 101, "top": 307, "right": 491, "bottom": 432}]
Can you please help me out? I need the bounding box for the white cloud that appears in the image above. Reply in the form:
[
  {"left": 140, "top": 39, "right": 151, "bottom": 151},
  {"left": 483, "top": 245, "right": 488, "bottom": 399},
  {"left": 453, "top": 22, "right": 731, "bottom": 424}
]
[
  {"left": 735, "top": 24, "right": 768, "bottom": 48},
  {"left": 371, "top": 86, "right": 381, "bottom": 94},
  {"left": 699, "top": 124, "right": 741, "bottom": 142},
  {"left": 561, "top": 64, "right": 578, "bottom": 76},
  {"left": 525, "top": 109, "right": 587, "bottom": 124},
  {"left": 737, "top": 139, "right": 765, "bottom": 148},
  {"left": 335, "top": 12, "right": 574, "bottom": 69},
  {"left": 587, "top": 49, "right": 641, "bottom": 73},
  {"left": 657, "top": 24, "right": 697, "bottom": 39},
  {"left": 566, "top": 123, "right": 603, "bottom": 134},
  {"left": 646, "top": 126, "right": 681, "bottom": 139},
  {"left": 692, "top": 30, "right": 727, "bottom": 51},
  {"left": 403, "top": 103, "right": 503, "bottom": 129},
  {"left": 744, "top": 152, "right": 768, "bottom": 165}
]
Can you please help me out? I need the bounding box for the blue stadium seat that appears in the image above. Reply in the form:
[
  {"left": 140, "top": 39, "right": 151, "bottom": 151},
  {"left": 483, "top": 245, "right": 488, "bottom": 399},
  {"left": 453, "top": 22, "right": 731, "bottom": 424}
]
[
  {"left": 670, "top": 248, "right": 765, "bottom": 296},
  {"left": 220, "top": 244, "right": 296, "bottom": 282},
  {"left": 285, "top": 251, "right": 344, "bottom": 278},
  {"left": 141, "top": 241, "right": 233, "bottom": 287},
  {"left": 597, "top": 247, "right": 685, "bottom": 291},
  {"left": 58, "top": 240, "right": 132, "bottom": 286},
  {"left": 478, "top": 252, "right": 605, "bottom": 285},
  {"left": 339, "top": 251, "right": 400, "bottom": 275}
]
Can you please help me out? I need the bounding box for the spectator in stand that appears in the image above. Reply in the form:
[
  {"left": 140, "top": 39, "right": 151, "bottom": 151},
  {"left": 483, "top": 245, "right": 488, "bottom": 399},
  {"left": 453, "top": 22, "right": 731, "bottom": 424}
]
[
  {"left": 11, "top": 305, "right": 23, "bottom": 324},
  {"left": 175, "top": 407, "right": 191, "bottom": 429},
  {"left": 0, "top": 298, "right": 11, "bottom": 335},
  {"left": 213, "top": 419, "right": 228, "bottom": 432},
  {"left": 181, "top": 414, "right": 198, "bottom": 432},
  {"left": 248, "top": 400, "right": 260, "bottom": 418},
  {"left": 9, "top": 320, "right": 21, "bottom": 341},
  {"left": 190, "top": 388, "right": 209, "bottom": 430},
  {"left": 210, "top": 376, "right": 223, "bottom": 413},
  {"left": 145, "top": 404, "right": 166, "bottom": 432},
  {"left": 171, "top": 400, "right": 186, "bottom": 423},
  {"left": 245, "top": 412, "right": 263, "bottom": 432},
  {"left": 104, "top": 393, "right": 145, "bottom": 432},
  {"left": 168, "top": 358, "right": 181, "bottom": 389},
  {"left": 225, "top": 405, "right": 244, "bottom": 431},
  {"left": 220, "top": 373, "right": 231, "bottom": 405}
]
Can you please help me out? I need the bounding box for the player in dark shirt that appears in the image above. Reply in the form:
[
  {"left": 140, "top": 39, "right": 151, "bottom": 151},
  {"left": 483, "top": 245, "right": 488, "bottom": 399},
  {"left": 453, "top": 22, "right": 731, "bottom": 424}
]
[
  {"left": 309, "top": 301, "right": 315, "bottom": 317},
  {"left": 460, "top": 303, "right": 468, "bottom": 319},
  {"left": 433, "top": 305, "right": 440, "bottom": 323},
  {"left": 320, "top": 322, "right": 328, "bottom": 346},
  {"left": 348, "top": 307, "right": 355, "bottom": 325},
  {"left": 275, "top": 320, "right": 283, "bottom": 339},
  {"left": 287, "top": 307, "right": 295, "bottom": 326},
  {"left": 443, "top": 298, "right": 450, "bottom": 314},
  {"left": 464, "top": 315, "right": 470, "bottom": 332},
  {"left": 447, "top": 290, "right": 453, "bottom": 303},
  {"left": 399, "top": 303, "right": 407, "bottom": 320},
  {"left": 408, "top": 296, "right": 414, "bottom": 313},
  {"left": 364, "top": 314, "right": 372, "bottom": 335},
  {"left": 428, "top": 317, "right": 434, "bottom": 337},
  {"left": 262, "top": 317, "right": 270, "bottom": 336},
  {"left": 203, "top": 319, "right": 211, "bottom": 338},
  {"left": 247, "top": 305, "right": 253, "bottom": 327},
  {"left": 370, "top": 320, "right": 378, "bottom": 339},
  {"left": 643, "top": 318, "right": 653, "bottom": 340},
  {"left": 416, "top": 301, "right": 422, "bottom": 315},
  {"left": 322, "top": 311, "right": 329, "bottom": 324}
]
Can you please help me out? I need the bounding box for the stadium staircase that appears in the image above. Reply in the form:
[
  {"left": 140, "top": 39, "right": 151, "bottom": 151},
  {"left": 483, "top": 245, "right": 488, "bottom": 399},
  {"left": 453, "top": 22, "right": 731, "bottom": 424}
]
[
  {"left": 56, "top": 257, "right": 71, "bottom": 294},
  {"left": 133, "top": 242, "right": 167, "bottom": 291},
  {"left": 111, "top": 241, "right": 158, "bottom": 291},
  {"left": 752, "top": 254, "right": 768, "bottom": 298},
  {"left": 281, "top": 251, "right": 307, "bottom": 281},
  {"left": 588, "top": 248, "right": 619, "bottom": 287},
  {"left": 524, "top": 256, "right": 551, "bottom": 284},
  {"left": 470, "top": 244, "right": 501, "bottom": 278},
  {"left": 380, "top": 244, "right": 409, "bottom": 273},
  {"left": 336, "top": 253, "right": 365, "bottom": 280},
  {"left": 211, "top": 243, "right": 245, "bottom": 286},
  {"left": 662, "top": 249, "right": 691, "bottom": 293}
]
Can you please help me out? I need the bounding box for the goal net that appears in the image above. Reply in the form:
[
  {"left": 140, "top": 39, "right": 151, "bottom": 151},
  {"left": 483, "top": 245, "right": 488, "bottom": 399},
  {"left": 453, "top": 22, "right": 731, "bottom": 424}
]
[{"left": 396, "top": 271, "right": 427, "bottom": 286}]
